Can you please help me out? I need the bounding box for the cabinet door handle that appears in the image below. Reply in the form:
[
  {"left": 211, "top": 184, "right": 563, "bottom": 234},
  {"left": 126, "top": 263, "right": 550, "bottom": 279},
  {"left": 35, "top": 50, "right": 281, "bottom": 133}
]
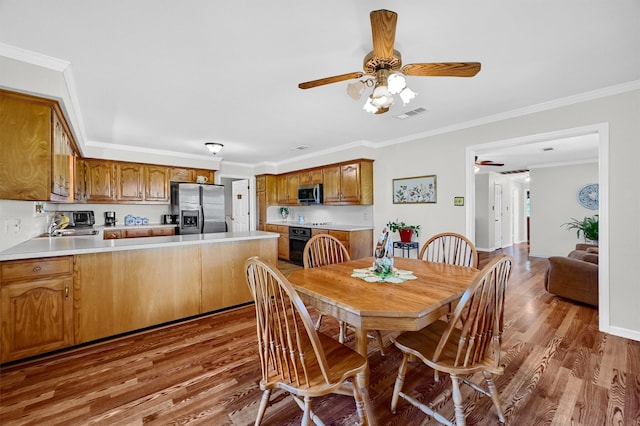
[
  {"left": 32, "top": 266, "right": 41, "bottom": 272},
  {"left": 65, "top": 283, "right": 69, "bottom": 300}
]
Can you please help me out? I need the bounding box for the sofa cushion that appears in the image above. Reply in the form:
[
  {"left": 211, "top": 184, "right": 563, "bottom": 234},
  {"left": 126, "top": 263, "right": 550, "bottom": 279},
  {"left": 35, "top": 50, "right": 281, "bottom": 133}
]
[{"left": 568, "top": 250, "right": 599, "bottom": 265}]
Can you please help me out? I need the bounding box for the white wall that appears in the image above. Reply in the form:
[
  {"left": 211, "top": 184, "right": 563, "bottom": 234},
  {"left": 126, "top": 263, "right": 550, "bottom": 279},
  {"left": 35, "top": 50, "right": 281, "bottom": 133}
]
[{"left": 529, "top": 162, "right": 598, "bottom": 257}]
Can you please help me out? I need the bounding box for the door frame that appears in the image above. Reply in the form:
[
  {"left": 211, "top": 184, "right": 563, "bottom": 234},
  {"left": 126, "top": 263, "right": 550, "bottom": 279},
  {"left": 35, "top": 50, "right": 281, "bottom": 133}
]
[
  {"left": 216, "top": 173, "right": 256, "bottom": 231},
  {"left": 465, "top": 122, "right": 610, "bottom": 334}
]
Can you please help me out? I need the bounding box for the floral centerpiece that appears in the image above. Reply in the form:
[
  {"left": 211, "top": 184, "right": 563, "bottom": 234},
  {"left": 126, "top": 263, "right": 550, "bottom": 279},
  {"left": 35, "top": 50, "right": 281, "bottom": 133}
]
[
  {"left": 373, "top": 228, "right": 394, "bottom": 275},
  {"left": 386, "top": 219, "right": 421, "bottom": 242}
]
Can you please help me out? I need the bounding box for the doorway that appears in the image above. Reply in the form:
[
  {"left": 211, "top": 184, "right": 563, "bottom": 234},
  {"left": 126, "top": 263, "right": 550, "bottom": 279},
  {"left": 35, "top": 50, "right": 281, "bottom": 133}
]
[
  {"left": 231, "top": 179, "right": 250, "bottom": 232},
  {"left": 465, "top": 122, "right": 609, "bottom": 334}
]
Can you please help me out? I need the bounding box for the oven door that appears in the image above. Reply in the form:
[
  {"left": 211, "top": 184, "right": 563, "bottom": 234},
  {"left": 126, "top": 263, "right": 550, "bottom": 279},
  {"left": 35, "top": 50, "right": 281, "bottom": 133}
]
[{"left": 289, "top": 238, "right": 307, "bottom": 266}]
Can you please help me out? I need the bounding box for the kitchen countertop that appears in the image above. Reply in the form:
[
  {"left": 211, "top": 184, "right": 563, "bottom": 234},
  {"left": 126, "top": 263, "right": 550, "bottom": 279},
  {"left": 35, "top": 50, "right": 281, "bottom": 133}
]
[
  {"left": 266, "top": 222, "right": 374, "bottom": 232},
  {"left": 0, "top": 231, "right": 278, "bottom": 262}
]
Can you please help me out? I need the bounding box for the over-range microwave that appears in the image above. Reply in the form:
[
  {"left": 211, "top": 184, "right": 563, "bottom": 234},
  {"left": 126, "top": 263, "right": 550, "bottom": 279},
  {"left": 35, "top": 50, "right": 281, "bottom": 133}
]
[{"left": 298, "top": 184, "right": 323, "bottom": 204}]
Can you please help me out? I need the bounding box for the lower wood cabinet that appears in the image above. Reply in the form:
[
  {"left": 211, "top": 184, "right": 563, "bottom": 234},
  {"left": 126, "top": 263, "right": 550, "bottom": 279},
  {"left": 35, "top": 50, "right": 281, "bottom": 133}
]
[
  {"left": 266, "top": 224, "right": 289, "bottom": 260},
  {"left": 75, "top": 246, "right": 202, "bottom": 344},
  {"left": 311, "top": 228, "right": 373, "bottom": 260},
  {"left": 103, "top": 227, "right": 176, "bottom": 240},
  {"left": 0, "top": 256, "right": 74, "bottom": 363},
  {"left": 0, "top": 236, "right": 277, "bottom": 362},
  {"left": 200, "top": 238, "right": 277, "bottom": 312}
]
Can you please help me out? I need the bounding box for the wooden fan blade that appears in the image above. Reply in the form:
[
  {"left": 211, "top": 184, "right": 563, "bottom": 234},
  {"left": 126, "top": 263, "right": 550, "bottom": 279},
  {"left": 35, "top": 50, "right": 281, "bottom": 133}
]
[
  {"left": 370, "top": 9, "right": 397, "bottom": 59},
  {"left": 401, "top": 62, "right": 481, "bottom": 77},
  {"left": 476, "top": 160, "right": 504, "bottom": 166},
  {"left": 298, "top": 72, "right": 365, "bottom": 89}
]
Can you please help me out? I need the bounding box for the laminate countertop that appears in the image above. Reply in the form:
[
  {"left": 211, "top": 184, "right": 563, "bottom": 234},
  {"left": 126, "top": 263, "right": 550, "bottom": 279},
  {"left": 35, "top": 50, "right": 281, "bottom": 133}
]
[{"left": 0, "top": 231, "right": 279, "bottom": 262}]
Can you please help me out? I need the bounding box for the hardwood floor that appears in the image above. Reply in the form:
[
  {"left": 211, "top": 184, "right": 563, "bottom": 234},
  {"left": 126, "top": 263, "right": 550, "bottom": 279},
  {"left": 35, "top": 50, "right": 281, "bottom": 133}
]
[{"left": 1, "top": 244, "right": 639, "bottom": 425}]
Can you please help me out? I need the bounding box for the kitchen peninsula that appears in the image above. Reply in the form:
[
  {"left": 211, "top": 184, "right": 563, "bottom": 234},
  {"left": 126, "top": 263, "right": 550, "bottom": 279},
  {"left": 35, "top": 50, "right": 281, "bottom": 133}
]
[{"left": 0, "top": 231, "right": 277, "bottom": 363}]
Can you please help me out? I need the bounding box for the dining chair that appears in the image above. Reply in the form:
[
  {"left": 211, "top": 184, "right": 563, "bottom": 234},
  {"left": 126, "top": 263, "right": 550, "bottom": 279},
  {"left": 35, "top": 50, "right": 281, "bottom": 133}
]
[
  {"left": 419, "top": 232, "right": 479, "bottom": 269},
  {"left": 245, "top": 256, "right": 370, "bottom": 426},
  {"left": 303, "top": 234, "right": 386, "bottom": 355},
  {"left": 390, "top": 254, "right": 513, "bottom": 426}
]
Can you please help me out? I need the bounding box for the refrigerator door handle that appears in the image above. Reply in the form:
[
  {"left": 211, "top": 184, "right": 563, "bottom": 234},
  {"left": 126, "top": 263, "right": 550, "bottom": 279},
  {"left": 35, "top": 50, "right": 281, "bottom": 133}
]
[{"left": 313, "top": 186, "right": 319, "bottom": 203}]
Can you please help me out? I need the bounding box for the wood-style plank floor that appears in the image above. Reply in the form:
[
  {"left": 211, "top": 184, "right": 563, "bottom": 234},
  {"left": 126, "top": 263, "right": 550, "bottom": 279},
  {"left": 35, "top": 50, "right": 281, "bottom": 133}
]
[{"left": 1, "top": 244, "right": 639, "bottom": 425}]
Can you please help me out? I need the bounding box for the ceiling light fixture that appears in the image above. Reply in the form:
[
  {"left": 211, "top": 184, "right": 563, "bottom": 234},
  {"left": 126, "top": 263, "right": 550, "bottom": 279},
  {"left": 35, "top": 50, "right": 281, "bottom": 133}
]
[
  {"left": 357, "top": 69, "right": 418, "bottom": 114},
  {"left": 204, "top": 142, "right": 223, "bottom": 155}
]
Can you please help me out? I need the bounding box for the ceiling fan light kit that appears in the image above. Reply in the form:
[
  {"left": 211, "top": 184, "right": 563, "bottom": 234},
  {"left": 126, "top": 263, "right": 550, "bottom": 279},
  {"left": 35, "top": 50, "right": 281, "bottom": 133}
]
[{"left": 298, "top": 9, "right": 481, "bottom": 115}]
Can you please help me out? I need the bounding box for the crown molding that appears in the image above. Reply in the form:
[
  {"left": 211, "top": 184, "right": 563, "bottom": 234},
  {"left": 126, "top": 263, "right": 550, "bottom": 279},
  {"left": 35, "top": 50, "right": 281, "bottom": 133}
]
[
  {"left": 0, "top": 42, "right": 69, "bottom": 71},
  {"left": 375, "top": 80, "right": 640, "bottom": 149}
]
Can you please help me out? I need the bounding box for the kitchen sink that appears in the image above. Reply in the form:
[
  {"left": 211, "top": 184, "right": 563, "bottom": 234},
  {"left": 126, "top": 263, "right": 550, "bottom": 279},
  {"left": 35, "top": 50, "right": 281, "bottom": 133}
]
[{"left": 38, "top": 229, "right": 99, "bottom": 238}]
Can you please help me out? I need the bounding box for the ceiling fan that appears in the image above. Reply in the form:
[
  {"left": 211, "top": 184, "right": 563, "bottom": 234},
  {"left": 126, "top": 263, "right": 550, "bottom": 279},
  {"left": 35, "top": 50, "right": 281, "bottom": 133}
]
[
  {"left": 475, "top": 156, "right": 504, "bottom": 167},
  {"left": 298, "top": 9, "right": 481, "bottom": 114}
]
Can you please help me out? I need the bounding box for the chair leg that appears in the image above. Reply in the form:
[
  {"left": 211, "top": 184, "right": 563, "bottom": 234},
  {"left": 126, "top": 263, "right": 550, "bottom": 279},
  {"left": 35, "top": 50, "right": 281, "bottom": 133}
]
[
  {"left": 391, "top": 352, "right": 409, "bottom": 413},
  {"left": 352, "top": 377, "right": 366, "bottom": 425},
  {"left": 354, "top": 372, "right": 373, "bottom": 426},
  {"left": 338, "top": 321, "right": 347, "bottom": 344},
  {"left": 374, "top": 330, "right": 385, "bottom": 356},
  {"left": 483, "top": 371, "right": 506, "bottom": 422},
  {"left": 301, "top": 395, "right": 312, "bottom": 426},
  {"left": 450, "top": 374, "right": 466, "bottom": 426},
  {"left": 314, "top": 313, "right": 324, "bottom": 331},
  {"left": 255, "top": 389, "right": 271, "bottom": 426}
]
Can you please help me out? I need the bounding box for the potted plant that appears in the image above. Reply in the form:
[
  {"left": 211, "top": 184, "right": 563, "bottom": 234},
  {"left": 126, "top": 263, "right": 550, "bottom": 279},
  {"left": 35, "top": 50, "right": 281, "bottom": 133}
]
[
  {"left": 562, "top": 214, "right": 599, "bottom": 243},
  {"left": 387, "top": 220, "right": 421, "bottom": 242},
  {"left": 279, "top": 207, "right": 289, "bottom": 221}
]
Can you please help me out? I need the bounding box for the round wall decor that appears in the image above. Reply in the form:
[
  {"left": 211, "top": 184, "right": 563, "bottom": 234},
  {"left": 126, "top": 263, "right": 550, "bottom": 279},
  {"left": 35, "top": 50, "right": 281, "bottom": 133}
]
[{"left": 577, "top": 183, "right": 599, "bottom": 210}]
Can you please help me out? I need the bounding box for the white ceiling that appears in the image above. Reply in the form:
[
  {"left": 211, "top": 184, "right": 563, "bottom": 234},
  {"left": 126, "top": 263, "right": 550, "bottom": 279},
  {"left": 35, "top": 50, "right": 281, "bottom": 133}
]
[{"left": 0, "top": 1, "right": 638, "bottom": 168}]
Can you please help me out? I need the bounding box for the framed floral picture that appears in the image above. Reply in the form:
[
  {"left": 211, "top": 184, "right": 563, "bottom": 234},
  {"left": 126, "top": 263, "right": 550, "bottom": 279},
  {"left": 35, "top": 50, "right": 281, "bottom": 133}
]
[{"left": 392, "top": 175, "right": 437, "bottom": 204}]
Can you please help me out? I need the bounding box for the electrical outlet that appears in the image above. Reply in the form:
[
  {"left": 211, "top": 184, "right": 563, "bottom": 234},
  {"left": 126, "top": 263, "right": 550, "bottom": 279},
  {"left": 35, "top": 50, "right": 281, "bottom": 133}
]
[{"left": 10, "top": 218, "right": 21, "bottom": 233}]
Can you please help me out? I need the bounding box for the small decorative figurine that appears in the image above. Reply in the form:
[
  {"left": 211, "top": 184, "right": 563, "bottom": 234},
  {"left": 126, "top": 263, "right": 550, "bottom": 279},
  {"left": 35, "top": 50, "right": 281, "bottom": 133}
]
[{"left": 373, "top": 227, "right": 394, "bottom": 275}]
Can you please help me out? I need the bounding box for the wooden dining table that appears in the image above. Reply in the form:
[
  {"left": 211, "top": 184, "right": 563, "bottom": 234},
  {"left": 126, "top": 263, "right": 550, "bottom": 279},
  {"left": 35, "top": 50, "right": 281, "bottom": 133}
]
[{"left": 287, "top": 256, "right": 479, "bottom": 425}]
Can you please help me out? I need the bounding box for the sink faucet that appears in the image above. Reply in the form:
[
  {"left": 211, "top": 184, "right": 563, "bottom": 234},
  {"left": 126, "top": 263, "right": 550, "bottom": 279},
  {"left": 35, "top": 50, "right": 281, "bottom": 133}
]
[{"left": 48, "top": 213, "right": 63, "bottom": 235}]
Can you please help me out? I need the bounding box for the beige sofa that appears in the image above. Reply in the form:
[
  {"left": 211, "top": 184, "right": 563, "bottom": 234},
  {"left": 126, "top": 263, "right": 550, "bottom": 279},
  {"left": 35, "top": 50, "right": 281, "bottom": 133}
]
[{"left": 545, "top": 245, "right": 598, "bottom": 307}]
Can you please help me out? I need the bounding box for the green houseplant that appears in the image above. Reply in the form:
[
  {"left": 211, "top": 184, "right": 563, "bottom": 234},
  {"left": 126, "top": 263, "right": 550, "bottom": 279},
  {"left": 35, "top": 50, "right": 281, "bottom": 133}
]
[
  {"left": 562, "top": 214, "right": 599, "bottom": 243},
  {"left": 387, "top": 220, "right": 421, "bottom": 242}
]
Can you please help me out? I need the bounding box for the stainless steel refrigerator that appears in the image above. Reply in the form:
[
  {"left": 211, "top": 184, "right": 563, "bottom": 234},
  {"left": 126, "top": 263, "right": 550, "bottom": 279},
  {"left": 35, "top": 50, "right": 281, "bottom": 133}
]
[{"left": 170, "top": 182, "right": 226, "bottom": 234}]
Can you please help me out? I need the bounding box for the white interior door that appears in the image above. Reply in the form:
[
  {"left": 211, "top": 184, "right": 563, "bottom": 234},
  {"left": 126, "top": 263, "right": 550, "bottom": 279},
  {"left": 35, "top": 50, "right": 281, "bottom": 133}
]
[
  {"left": 231, "top": 179, "right": 250, "bottom": 232},
  {"left": 494, "top": 183, "right": 503, "bottom": 249}
]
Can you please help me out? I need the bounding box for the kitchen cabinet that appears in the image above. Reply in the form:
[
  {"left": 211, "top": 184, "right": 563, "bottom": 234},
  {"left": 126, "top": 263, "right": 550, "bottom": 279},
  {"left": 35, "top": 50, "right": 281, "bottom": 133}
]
[
  {"left": 200, "top": 239, "right": 276, "bottom": 312},
  {"left": 103, "top": 229, "right": 122, "bottom": 240},
  {"left": 323, "top": 160, "right": 373, "bottom": 205},
  {"left": 74, "top": 158, "right": 87, "bottom": 202},
  {"left": 169, "top": 167, "right": 215, "bottom": 184},
  {"left": 298, "top": 169, "right": 323, "bottom": 185},
  {"left": 116, "top": 162, "right": 144, "bottom": 202},
  {"left": 311, "top": 228, "right": 374, "bottom": 260},
  {"left": 103, "top": 227, "right": 175, "bottom": 240},
  {"left": 144, "top": 165, "right": 169, "bottom": 202},
  {"left": 266, "top": 224, "right": 289, "bottom": 260},
  {"left": 75, "top": 246, "right": 202, "bottom": 344},
  {"left": 0, "top": 90, "right": 77, "bottom": 202},
  {"left": 277, "top": 173, "right": 299, "bottom": 205},
  {"left": 51, "top": 110, "right": 75, "bottom": 200},
  {"left": 0, "top": 256, "right": 74, "bottom": 363},
  {"left": 256, "top": 174, "right": 277, "bottom": 230},
  {"left": 84, "top": 159, "right": 116, "bottom": 202}
]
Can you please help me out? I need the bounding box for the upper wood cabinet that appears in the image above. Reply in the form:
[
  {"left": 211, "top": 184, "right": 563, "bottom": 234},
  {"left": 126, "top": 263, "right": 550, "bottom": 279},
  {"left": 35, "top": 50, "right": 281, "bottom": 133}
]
[
  {"left": 144, "top": 166, "right": 169, "bottom": 202},
  {"left": 260, "top": 159, "right": 373, "bottom": 208},
  {"left": 256, "top": 174, "right": 277, "bottom": 230},
  {"left": 323, "top": 160, "right": 373, "bottom": 205},
  {"left": 116, "top": 162, "right": 143, "bottom": 202},
  {"left": 277, "top": 174, "right": 299, "bottom": 205},
  {"left": 298, "top": 169, "right": 323, "bottom": 185},
  {"left": 169, "top": 167, "right": 215, "bottom": 185},
  {"left": 84, "top": 159, "right": 116, "bottom": 202},
  {"left": 0, "top": 90, "right": 77, "bottom": 202}
]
